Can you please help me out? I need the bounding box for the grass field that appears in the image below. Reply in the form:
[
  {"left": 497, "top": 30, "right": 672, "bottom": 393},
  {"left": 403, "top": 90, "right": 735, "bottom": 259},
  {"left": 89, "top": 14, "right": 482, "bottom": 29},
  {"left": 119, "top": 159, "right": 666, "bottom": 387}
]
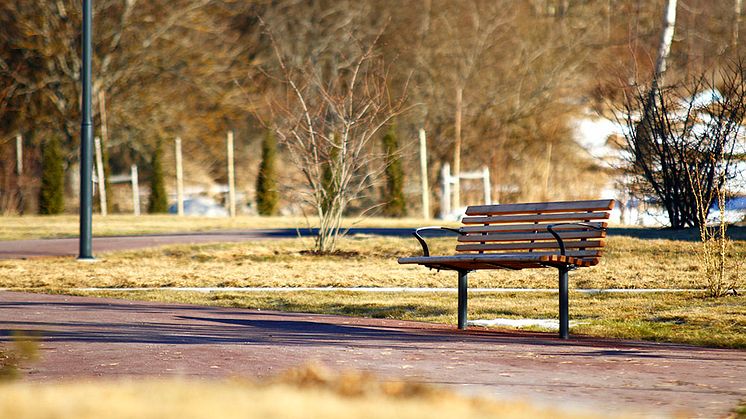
[
  {"left": 2, "top": 233, "right": 743, "bottom": 290},
  {"left": 2, "top": 230, "right": 743, "bottom": 348},
  {"left": 0, "top": 364, "right": 606, "bottom": 419}
]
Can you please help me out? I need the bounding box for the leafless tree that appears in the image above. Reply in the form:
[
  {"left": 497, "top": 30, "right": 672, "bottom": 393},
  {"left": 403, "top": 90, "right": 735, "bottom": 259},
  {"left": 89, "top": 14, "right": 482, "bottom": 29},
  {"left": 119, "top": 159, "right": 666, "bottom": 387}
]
[
  {"left": 263, "top": 26, "right": 409, "bottom": 252},
  {"left": 621, "top": 61, "right": 746, "bottom": 228}
]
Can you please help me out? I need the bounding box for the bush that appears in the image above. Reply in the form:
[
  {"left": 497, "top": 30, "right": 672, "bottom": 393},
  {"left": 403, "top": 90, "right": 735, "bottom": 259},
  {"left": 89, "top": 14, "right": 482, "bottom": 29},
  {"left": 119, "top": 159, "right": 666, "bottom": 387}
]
[
  {"left": 381, "top": 126, "right": 406, "bottom": 217},
  {"left": 38, "top": 136, "right": 64, "bottom": 215},
  {"left": 147, "top": 140, "right": 168, "bottom": 213},
  {"left": 256, "top": 130, "right": 279, "bottom": 215}
]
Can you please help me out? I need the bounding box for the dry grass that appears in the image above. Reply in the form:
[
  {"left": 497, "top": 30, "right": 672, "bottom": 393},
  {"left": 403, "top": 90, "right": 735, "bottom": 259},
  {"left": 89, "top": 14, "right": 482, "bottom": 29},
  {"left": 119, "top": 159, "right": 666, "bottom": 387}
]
[
  {"left": 0, "top": 214, "right": 442, "bottom": 241},
  {"left": 1, "top": 234, "right": 744, "bottom": 290},
  {"left": 735, "top": 400, "right": 746, "bottom": 418},
  {"left": 0, "top": 364, "right": 606, "bottom": 419},
  {"left": 2, "top": 230, "right": 744, "bottom": 348}
]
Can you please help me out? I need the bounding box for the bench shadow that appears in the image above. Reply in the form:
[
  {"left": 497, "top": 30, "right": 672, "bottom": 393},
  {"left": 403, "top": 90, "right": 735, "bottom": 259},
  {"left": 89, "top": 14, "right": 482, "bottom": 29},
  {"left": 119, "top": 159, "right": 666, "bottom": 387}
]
[{"left": 1, "top": 297, "right": 742, "bottom": 362}]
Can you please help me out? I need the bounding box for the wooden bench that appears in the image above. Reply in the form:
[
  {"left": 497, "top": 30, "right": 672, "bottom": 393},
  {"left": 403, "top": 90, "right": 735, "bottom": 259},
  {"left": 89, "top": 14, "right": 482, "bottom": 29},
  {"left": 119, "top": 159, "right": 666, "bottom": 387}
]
[{"left": 398, "top": 199, "right": 615, "bottom": 339}]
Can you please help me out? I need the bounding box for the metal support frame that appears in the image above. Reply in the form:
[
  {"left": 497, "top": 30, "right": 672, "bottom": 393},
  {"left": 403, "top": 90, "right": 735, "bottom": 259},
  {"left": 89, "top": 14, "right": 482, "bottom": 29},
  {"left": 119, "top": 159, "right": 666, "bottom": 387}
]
[
  {"left": 558, "top": 266, "right": 570, "bottom": 339},
  {"left": 457, "top": 270, "right": 468, "bottom": 330},
  {"left": 412, "top": 226, "right": 462, "bottom": 257}
]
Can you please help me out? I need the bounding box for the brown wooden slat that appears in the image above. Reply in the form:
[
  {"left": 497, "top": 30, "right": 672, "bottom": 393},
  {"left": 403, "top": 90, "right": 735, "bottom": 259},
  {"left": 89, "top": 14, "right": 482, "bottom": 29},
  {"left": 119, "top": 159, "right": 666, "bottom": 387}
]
[
  {"left": 399, "top": 254, "right": 598, "bottom": 269},
  {"left": 541, "top": 255, "right": 599, "bottom": 267},
  {"left": 457, "top": 230, "right": 605, "bottom": 243},
  {"left": 399, "top": 254, "right": 547, "bottom": 264},
  {"left": 465, "top": 199, "right": 615, "bottom": 216},
  {"left": 423, "top": 262, "right": 545, "bottom": 271},
  {"left": 461, "top": 212, "right": 610, "bottom": 225},
  {"left": 456, "top": 239, "right": 605, "bottom": 252},
  {"left": 455, "top": 249, "right": 602, "bottom": 258},
  {"left": 459, "top": 222, "right": 607, "bottom": 234}
]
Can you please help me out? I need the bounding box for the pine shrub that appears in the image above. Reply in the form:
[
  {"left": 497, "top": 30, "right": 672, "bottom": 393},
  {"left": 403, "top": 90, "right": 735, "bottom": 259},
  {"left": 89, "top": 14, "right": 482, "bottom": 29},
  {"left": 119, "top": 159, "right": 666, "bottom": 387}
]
[
  {"left": 381, "top": 126, "right": 406, "bottom": 217},
  {"left": 147, "top": 140, "right": 168, "bottom": 213},
  {"left": 256, "top": 130, "right": 279, "bottom": 215},
  {"left": 38, "top": 136, "right": 65, "bottom": 215}
]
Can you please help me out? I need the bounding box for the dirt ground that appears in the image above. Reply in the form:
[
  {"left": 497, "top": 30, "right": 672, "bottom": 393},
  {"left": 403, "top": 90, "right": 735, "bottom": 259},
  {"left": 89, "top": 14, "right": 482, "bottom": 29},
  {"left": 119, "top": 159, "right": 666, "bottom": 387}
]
[{"left": 1, "top": 291, "right": 744, "bottom": 418}]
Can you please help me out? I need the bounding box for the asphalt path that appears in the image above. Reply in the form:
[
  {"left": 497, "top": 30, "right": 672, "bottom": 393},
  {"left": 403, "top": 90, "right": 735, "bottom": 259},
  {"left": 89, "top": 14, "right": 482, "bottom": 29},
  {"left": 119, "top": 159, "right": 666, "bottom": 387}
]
[
  {"left": 0, "top": 228, "right": 414, "bottom": 259},
  {"left": 1, "top": 291, "right": 744, "bottom": 417}
]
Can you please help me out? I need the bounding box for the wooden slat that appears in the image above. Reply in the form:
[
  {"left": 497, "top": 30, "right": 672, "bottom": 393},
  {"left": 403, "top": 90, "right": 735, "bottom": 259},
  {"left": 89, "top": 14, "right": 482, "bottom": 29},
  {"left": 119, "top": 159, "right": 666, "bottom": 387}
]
[
  {"left": 456, "top": 239, "right": 605, "bottom": 252},
  {"left": 541, "top": 255, "right": 598, "bottom": 267},
  {"left": 459, "top": 222, "right": 607, "bottom": 234},
  {"left": 398, "top": 254, "right": 598, "bottom": 269},
  {"left": 461, "top": 211, "right": 610, "bottom": 225},
  {"left": 399, "top": 254, "right": 547, "bottom": 264},
  {"left": 455, "top": 249, "right": 602, "bottom": 258},
  {"left": 465, "top": 199, "right": 615, "bottom": 216},
  {"left": 457, "top": 230, "right": 605, "bottom": 243}
]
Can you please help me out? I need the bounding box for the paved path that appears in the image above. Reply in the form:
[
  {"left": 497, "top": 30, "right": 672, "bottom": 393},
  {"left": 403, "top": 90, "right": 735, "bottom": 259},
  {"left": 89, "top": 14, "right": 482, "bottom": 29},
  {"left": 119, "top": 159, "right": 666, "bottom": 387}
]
[
  {"left": 1, "top": 291, "right": 744, "bottom": 417},
  {"left": 0, "top": 228, "right": 411, "bottom": 259}
]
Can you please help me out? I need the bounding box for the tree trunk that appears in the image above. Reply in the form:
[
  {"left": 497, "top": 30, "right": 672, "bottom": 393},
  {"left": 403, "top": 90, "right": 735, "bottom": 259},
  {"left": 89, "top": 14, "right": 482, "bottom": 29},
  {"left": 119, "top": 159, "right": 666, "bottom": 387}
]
[{"left": 654, "top": 0, "right": 677, "bottom": 81}]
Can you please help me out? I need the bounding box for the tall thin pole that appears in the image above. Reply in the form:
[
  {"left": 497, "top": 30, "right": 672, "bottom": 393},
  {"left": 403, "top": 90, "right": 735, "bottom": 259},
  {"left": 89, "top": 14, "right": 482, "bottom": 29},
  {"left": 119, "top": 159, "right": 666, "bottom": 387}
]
[
  {"left": 440, "top": 162, "right": 451, "bottom": 219},
  {"left": 482, "top": 166, "right": 491, "bottom": 205},
  {"left": 227, "top": 131, "right": 236, "bottom": 217},
  {"left": 15, "top": 134, "right": 22, "bottom": 175},
  {"left": 79, "top": 0, "right": 94, "bottom": 260},
  {"left": 453, "top": 87, "right": 463, "bottom": 211},
  {"left": 98, "top": 90, "right": 109, "bottom": 146},
  {"left": 418, "top": 129, "right": 430, "bottom": 220},
  {"left": 94, "top": 137, "right": 107, "bottom": 216},
  {"left": 175, "top": 137, "right": 184, "bottom": 216}
]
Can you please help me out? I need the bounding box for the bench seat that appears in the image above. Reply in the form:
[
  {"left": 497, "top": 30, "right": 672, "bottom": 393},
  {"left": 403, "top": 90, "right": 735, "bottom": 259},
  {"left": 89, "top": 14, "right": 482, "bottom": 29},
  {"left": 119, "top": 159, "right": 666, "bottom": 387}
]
[
  {"left": 398, "top": 198, "right": 615, "bottom": 339},
  {"left": 399, "top": 253, "right": 596, "bottom": 270}
]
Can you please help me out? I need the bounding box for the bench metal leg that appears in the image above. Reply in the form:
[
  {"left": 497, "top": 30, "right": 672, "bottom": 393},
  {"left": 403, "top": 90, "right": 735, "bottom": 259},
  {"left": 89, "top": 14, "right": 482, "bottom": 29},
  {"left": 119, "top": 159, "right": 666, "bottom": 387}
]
[
  {"left": 558, "top": 266, "right": 570, "bottom": 339},
  {"left": 458, "top": 270, "right": 468, "bottom": 330}
]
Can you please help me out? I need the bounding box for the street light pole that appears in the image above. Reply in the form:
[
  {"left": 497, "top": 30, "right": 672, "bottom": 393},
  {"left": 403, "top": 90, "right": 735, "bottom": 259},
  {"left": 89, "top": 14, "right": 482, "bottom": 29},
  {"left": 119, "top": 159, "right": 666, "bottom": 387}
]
[{"left": 79, "top": 0, "right": 94, "bottom": 260}]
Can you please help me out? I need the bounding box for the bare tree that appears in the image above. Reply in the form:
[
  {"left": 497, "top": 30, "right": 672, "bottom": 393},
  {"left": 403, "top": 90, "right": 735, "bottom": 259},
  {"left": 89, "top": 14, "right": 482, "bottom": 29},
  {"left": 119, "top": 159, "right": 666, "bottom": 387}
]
[
  {"left": 621, "top": 61, "right": 746, "bottom": 228},
  {"left": 263, "top": 26, "right": 408, "bottom": 252}
]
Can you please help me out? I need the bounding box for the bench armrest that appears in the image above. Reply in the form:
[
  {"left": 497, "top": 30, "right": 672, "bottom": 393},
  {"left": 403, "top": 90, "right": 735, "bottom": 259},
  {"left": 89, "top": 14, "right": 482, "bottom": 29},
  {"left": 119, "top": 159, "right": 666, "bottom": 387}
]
[
  {"left": 412, "top": 226, "right": 462, "bottom": 257},
  {"left": 545, "top": 222, "right": 606, "bottom": 256}
]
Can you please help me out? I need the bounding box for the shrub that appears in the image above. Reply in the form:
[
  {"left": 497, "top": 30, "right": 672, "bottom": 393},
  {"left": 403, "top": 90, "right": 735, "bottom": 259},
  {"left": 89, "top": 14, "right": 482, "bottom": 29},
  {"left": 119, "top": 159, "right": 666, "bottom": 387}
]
[
  {"left": 381, "top": 126, "right": 406, "bottom": 217},
  {"left": 147, "top": 140, "right": 168, "bottom": 213},
  {"left": 38, "top": 136, "right": 64, "bottom": 215},
  {"left": 256, "top": 130, "right": 279, "bottom": 215}
]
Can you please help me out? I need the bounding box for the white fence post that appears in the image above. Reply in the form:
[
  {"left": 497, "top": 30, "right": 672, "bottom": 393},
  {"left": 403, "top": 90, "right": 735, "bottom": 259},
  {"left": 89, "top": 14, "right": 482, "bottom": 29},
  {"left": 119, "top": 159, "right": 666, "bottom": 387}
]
[
  {"left": 15, "top": 134, "right": 22, "bottom": 175},
  {"left": 131, "top": 164, "right": 140, "bottom": 216}
]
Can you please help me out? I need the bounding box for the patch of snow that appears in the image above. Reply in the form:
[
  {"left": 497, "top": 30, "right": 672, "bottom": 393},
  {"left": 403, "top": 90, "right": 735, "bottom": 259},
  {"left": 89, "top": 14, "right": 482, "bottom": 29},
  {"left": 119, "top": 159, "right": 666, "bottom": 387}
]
[{"left": 468, "top": 318, "right": 586, "bottom": 330}]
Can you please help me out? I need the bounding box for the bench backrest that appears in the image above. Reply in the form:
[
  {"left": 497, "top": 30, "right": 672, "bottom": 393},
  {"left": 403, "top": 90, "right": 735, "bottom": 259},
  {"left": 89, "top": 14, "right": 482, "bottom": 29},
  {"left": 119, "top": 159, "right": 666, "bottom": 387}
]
[{"left": 458, "top": 199, "right": 616, "bottom": 266}]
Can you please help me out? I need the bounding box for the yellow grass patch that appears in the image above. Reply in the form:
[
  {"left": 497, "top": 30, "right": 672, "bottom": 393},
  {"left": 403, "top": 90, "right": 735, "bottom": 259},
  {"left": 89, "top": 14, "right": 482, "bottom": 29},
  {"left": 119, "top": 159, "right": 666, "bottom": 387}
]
[
  {"left": 0, "top": 364, "right": 606, "bottom": 419},
  {"left": 1, "top": 235, "right": 743, "bottom": 290}
]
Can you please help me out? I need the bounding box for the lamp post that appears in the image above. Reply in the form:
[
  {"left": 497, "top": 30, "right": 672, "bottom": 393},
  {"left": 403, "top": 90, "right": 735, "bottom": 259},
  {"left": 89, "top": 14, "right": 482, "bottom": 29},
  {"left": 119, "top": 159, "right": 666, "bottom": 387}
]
[{"left": 79, "top": 0, "right": 94, "bottom": 260}]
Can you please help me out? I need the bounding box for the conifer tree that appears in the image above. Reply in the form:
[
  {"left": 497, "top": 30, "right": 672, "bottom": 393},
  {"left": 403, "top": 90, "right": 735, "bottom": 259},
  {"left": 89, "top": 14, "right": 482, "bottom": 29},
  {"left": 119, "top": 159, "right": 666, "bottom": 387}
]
[
  {"left": 381, "top": 126, "right": 406, "bottom": 217},
  {"left": 256, "top": 130, "right": 279, "bottom": 215},
  {"left": 147, "top": 140, "right": 168, "bottom": 213},
  {"left": 38, "top": 136, "right": 65, "bottom": 215}
]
